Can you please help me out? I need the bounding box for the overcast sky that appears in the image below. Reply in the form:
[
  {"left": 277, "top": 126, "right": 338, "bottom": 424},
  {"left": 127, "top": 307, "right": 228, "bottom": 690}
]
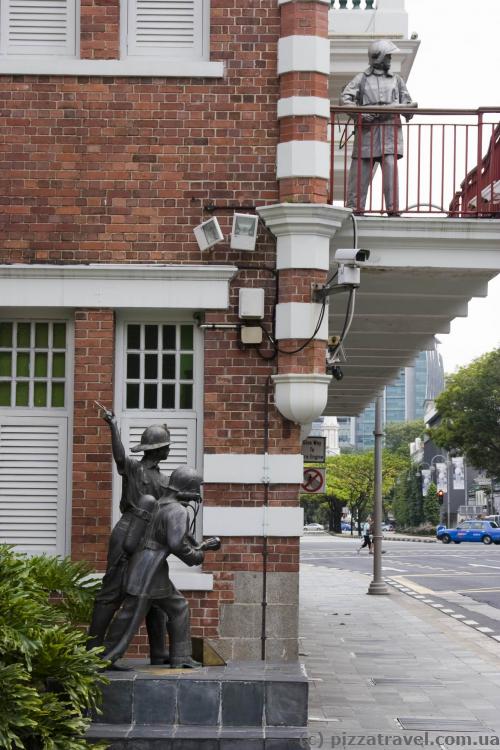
[{"left": 404, "top": 0, "right": 500, "bottom": 374}]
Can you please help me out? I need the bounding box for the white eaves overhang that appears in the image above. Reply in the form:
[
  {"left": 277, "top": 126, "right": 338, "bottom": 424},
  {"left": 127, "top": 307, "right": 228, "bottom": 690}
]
[
  {"left": 325, "top": 216, "right": 500, "bottom": 417},
  {"left": 0, "top": 264, "right": 238, "bottom": 311}
]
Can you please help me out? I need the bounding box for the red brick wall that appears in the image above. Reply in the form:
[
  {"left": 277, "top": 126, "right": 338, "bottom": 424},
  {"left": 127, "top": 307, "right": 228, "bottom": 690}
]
[
  {"left": 0, "top": 0, "right": 310, "bottom": 653},
  {"left": 72, "top": 309, "right": 115, "bottom": 565}
]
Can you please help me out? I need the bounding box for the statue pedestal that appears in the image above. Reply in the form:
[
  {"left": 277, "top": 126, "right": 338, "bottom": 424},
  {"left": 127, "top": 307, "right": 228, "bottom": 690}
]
[{"left": 88, "top": 660, "right": 309, "bottom": 748}]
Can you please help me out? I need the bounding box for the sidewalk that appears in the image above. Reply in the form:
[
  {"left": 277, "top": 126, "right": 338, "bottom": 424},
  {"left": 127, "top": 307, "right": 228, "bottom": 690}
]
[{"left": 299, "top": 563, "right": 500, "bottom": 747}]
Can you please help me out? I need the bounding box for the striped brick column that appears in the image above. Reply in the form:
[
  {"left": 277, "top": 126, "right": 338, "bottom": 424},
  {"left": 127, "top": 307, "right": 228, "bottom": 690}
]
[{"left": 259, "top": 0, "right": 349, "bottom": 426}]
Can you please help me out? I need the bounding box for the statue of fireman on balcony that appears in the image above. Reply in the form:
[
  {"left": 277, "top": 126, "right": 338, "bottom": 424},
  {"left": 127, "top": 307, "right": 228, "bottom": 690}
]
[{"left": 340, "top": 39, "right": 417, "bottom": 216}]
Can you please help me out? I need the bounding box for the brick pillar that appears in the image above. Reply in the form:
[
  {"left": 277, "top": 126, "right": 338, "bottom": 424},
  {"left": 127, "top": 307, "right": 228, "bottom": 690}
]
[
  {"left": 80, "top": 0, "right": 120, "bottom": 59},
  {"left": 71, "top": 309, "right": 115, "bottom": 568},
  {"left": 257, "top": 0, "right": 343, "bottom": 426}
]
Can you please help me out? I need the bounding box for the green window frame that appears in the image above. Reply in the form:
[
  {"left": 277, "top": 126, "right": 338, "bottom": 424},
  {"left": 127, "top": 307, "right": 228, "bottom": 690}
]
[
  {"left": 0, "top": 321, "right": 67, "bottom": 408},
  {"left": 125, "top": 323, "right": 194, "bottom": 410}
]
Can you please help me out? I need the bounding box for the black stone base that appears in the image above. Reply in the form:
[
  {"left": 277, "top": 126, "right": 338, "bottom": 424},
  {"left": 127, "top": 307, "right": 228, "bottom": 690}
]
[{"left": 87, "top": 660, "right": 308, "bottom": 749}]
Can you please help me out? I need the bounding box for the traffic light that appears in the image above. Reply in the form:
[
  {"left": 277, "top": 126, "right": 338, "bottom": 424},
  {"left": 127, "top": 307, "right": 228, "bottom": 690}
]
[{"left": 437, "top": 490, "right": 444, "bottom": 504}]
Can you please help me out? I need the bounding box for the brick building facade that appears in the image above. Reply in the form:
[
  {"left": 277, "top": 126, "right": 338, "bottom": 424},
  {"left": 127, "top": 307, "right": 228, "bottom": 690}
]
[{"left": 0, "top": 0, "right": 344, "bottom": 660}]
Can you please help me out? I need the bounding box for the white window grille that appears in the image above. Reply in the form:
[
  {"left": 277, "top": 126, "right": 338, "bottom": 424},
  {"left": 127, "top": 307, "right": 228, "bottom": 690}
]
[{"left": 124, "top": 322, "right": 195, "bottom": 411}]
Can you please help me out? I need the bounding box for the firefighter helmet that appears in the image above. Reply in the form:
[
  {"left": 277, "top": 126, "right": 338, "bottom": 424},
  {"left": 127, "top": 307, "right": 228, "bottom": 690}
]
[
  {"left": 168, "top": 466, "right": 203, "bottom": 503},
  {"left": 130, "top": 424, "right": 171, "bottom": 453},
  {"left": 368, "top": 39, "right": 400, "bottom": 66}
]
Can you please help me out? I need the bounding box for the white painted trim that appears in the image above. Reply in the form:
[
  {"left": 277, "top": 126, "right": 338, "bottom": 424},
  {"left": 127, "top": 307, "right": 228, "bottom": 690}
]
[
  {"left": 275, "top": 302, "right": 329, "bottom": 341},
  {"left": 277, "top": 96, "right": 330, "bottom": 119},
  {"left": 331, "top": 217, "right": 500, "bottom": 270},
  {"left": 203, "top": 453, "right": 303, "bottom": 484},
  {"left": 0, "top": 57, "right": 224, "bottom": 77},
  {"left": 276, "top": 236, "right": 330, "bottom": 271},
  {"left": 0, "top": 264, "right": 237, "bottom": 310},
  {"left": 86, "top": 568, "right": 213, "bottom": 590},
  {"left": 258, "top": 202, "right": 349, "bottom": 237},
  {"left": 277, "top": 140, "right": 330, "bottom": 180},
  {"left": 203, "top": 506, "right": 304, "bottom": 537},
  {"left": 170, "top": 570, "right": 214, "bottom": 591},
  {"left": 278, "top": 35, "right": 330, "bottom": 76}
]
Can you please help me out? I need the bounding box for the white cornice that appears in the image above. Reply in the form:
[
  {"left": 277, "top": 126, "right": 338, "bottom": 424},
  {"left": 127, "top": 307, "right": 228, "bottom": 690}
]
[
  {"left": 0, "top": 264, "right": 238, "bottom": 309},
  {"left": 258, "top": 202, "right": 350, "bottom": 236},
  {"left": 0, "top": 58, "right": 224, "bottom": 78}
]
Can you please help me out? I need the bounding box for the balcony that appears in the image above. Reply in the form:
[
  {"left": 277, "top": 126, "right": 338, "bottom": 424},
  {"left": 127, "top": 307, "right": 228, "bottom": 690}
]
[
  {"left": 329, "top": 106, "right": 500, "bottom": 216},
  {"left": 323, "top": 106, "right": 500, "bottom": 417}
]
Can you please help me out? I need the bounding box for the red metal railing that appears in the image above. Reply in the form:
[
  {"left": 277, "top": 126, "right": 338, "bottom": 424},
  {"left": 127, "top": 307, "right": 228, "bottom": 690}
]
[{"left": 329, "top": 107, "right": 500, "bottom": 217}]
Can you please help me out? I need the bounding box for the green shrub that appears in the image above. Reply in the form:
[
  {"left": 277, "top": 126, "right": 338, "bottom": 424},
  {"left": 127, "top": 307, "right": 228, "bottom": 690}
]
[{"left": 0, "top": 545, "right": 107, "bottom": 750}]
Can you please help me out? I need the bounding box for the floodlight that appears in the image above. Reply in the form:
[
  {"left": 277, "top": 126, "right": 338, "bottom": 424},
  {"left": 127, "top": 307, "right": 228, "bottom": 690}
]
[
  {"left": 230, "top": 213, "right": 258, "bottom": 251},
  {"left": 194, "top": 217, "right": 224, "bottom": 251}
]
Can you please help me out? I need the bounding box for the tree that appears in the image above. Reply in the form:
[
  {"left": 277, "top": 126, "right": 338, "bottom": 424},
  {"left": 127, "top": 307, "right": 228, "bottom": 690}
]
[
  {"left": 325, "top": 451, "right": 407, "bottom": 532},
  {"left": 430, "top": 348, "right": 500, "bottom": 478},
  {"left": 423, "top": 482, "right": 441, "bottom": 526},
  {"left": 384, "top": 419, "right": 425, "bottom": 457},
  {"left": 391, "top": 467, "right": 422, "bottom": 528}
]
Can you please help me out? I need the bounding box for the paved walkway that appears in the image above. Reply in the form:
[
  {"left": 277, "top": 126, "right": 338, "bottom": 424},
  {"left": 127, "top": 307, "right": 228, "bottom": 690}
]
[{"left": 299, "top": 562, "right": 500, "bottom": 747}]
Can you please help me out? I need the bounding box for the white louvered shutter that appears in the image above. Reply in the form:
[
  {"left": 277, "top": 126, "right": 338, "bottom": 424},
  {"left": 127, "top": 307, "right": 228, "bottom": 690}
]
[
  {"left": 0, "top": 416, "right": 68, "bottom": 555},
  {"left": 1, "top": 0, "right": 76, "bottom": 56},
  {"left": 127, "top": 0, "right": 205, "bottom": 58}
]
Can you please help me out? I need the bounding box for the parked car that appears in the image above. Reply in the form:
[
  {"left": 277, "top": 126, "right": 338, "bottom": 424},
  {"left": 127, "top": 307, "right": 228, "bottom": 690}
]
[
  {"left": 303, "top": 523, "right": 324, "bottom": 532},
  {"left": 382, "top": 523, "right": 395, "bottom": 532},
  {"left": 437, "top": 520, "right": 500, "bottom": 545}
]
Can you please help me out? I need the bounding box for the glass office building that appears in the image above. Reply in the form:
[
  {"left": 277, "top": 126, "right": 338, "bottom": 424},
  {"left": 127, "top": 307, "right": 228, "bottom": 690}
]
[{"left": 337, "top": 349, "right": 445, "bottom": 452}]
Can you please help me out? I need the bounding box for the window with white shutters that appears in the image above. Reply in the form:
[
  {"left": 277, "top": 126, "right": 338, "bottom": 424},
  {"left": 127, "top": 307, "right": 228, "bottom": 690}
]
[
  {"left": 0, "top": 317, "right": 71, "bottom": 556},
  {"left": 126, "top": 0, "right": 207, "bottom": 59},
  {"left": 0, "top": 0, "right": 77, "bottom": 56},
  {"left": 0, "top": 417, "right": 68, "bottom": 555}
]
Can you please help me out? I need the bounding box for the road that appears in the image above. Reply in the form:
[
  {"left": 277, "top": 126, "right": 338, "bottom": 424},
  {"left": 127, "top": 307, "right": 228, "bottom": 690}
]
[{"left": 301, "top": 532, "right": 500, "bottom": 643}]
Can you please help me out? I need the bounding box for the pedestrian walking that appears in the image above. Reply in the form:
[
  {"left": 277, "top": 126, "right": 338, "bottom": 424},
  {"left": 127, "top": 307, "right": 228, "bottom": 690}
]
[{"left": 358, "top": 517, "right": 373, "bottom": 554}]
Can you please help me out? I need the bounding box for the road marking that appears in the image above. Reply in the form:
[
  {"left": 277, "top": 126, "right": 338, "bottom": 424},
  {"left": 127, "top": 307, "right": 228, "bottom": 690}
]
[
  {"left": 463, "top": 619, "right": 479, "bottom": 625},
  {"left": 451, "top": 614, "right": 466, "bottom": 618},
  {"left": 469, "top": 563, "right": 500, "bottom": 570},
  {"left": 382, "top": 567, "right": 407, "bottom": 572},
  {"left": 457, "top": 587, "right": 500, "bottom": 593},
  {"left": 391, "top": 576, "right": 434, "bottom": 594},
  {"left": 492, "top": 636, "right": 500, "bottom": 642},
  {"left": 476, "top": 626, "right": 495, "bottom": 633}
]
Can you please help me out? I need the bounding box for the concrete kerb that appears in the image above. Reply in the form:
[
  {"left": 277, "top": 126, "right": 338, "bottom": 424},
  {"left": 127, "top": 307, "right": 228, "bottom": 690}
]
[{"left": 323, "top": 531, "right": 438, "bottom": 543}]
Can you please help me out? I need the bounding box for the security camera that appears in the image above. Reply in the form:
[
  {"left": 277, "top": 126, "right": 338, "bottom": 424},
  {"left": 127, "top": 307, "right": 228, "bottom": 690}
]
[
  {"left": 334, "top": 248, "right": 371, "bottom": 264},
  {"left": 327, "top": 364, "right": 344, "bottom": 381}
]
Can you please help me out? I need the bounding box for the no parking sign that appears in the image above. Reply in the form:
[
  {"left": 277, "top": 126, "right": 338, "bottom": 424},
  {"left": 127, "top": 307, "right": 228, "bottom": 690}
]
[{"left": 301, "top": 467, "right": 326, "bottom": 494}]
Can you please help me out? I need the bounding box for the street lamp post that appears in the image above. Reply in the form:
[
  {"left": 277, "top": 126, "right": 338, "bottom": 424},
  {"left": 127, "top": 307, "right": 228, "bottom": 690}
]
[{"left": 368, "top": 392, "right": 389, "bottom": 596}]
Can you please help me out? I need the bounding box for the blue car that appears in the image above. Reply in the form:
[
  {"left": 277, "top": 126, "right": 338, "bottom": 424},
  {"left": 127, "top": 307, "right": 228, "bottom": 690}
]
[{"left": 437, "top": 520, "right": 500, "bottom": 545}]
